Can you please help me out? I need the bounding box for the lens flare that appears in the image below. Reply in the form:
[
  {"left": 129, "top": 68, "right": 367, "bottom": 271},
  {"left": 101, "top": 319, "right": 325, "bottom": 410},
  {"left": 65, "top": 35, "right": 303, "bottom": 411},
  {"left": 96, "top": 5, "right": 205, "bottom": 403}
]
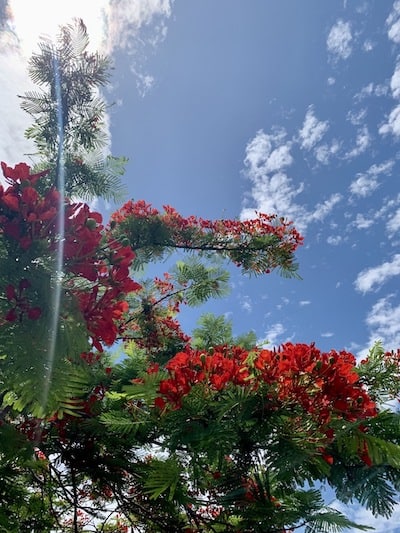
[{"left": 40, "top": 55, "right": 65, "bottom": 413}]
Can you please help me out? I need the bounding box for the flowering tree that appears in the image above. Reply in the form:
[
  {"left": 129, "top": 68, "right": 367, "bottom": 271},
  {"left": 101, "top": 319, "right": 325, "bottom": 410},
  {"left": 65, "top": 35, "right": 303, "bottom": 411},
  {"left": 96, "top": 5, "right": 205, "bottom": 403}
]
[{"left": 1, "top": 20, "right": 400, "bottom": 533}]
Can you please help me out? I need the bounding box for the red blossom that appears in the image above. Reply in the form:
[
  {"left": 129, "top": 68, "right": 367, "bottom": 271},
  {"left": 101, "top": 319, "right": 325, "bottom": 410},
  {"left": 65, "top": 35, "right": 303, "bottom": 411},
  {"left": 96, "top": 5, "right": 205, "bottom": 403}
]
[
  {"left": 3, "top": 278, "right": 41, "bottom": 322},
  {"left": 110, "top": 200, "right": 303, "bottom": 275},
  {"left": 1, "top": 161, "right": 49, "bottom": 185},
  {"left": 154, "top": 343, "right": 377, "bottom": 439}
]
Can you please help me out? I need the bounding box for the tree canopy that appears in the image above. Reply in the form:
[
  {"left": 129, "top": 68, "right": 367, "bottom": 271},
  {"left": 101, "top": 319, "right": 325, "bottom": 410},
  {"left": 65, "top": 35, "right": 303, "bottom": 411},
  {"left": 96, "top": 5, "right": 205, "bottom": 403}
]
[{"left": 1, "top": 19, "right": 400, "bottom": 533}]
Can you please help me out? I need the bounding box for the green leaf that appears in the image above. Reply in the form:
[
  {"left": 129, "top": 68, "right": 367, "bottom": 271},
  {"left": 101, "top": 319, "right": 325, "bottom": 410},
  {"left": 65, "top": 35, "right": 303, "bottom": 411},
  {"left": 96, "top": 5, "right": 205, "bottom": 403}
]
[
  {"left": 143, "top": 458, "right": 181, "bottom": 501},
  {"left": 305, "top": 509, "right": 374, "bottom": 532}
]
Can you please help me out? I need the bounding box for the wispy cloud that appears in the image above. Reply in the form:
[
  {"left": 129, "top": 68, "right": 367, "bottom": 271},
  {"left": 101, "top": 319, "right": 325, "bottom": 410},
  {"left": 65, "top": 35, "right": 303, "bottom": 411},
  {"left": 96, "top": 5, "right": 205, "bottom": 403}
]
[
  {"left": 243, "top": 129, "right": 293, "bottom": 177},
  {"left": 354, "top": 82, "right": 388, "bottom": 101},
  {"left": 349, "top": 160, "right": 394, "bottom": 197},
  {"left": 333, "top": 499, "right": 400, "bottom": 533},
  {"left": 311, "top": 193, "right": 342, "bottom": 222},
  {"left": 298, "top": 106, "right": 329, "bottom": 151},
  {"left": 347, "top": 107, "right": 367, "bottom": 125},
  {"left": 366, "top": 294, "right": 400, "bottom": 352},
  {"left": 344, "top": 125, "right": 370, "bottom": 159},
  {"left": 321, "top": 331, "right": 334, "bottom": 338},
  {"left": 241, "top": 129, "right": 308, "bottom": 230},
  {"left": 240, "top": 295, "right": 253, "bottom": 313},
  {"left": 362, "top": 39, "right": 375, "bottom": 52},
  {"left": 349, "top": 173, "right": 379, "bottom": 197},
  {"left": 390, "top": 61, "right": 400, "bottom": 98},
  {"left": 379, "top": 56, "right": 400, "bottom": 137},
  {"left": 353, "top": 213, "right": 374, "bottom": 230},
  {"left": 314, "top": 139, "right": 340, "bottom": 165},
  {"left": 241, "top": 169, "right": 307, "bottom": 230},
  {"left": 326, "top": 235, "right": 342, "bottom": 246},
  {"left": 386, "top": 0, "right": 400, "bottom": 44},
  {"left": 327, "top": 19, "right": 352, "bottom": 60},
  {"left": 379, "top": 104, "right": 400, "bottom": 137},
  {"left": 263, "top": 323, "right": 285, "bottom": 347},
  {"left": 354, "top": 254, "right": 400, "bottom": 293},
  {"left": 241, "top": 129, "right": 341, "bottom": 233},
  {"left": 104, "top": 0, "right": 173, "bottom": 53},
  {"left": 387, "top": 207, "right": 400, "bottom": 237}
]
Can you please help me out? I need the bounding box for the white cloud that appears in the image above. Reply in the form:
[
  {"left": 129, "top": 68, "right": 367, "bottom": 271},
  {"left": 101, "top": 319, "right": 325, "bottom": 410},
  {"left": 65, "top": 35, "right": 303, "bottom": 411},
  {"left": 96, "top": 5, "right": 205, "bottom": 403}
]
[
  {"left": 349, "top": 160, "right": 394, "bottom": 197},
  {"left": 354, "top": 82, "right": 389, "bottom": 101},
  {"left": 347, "top": 108, "right": 367, "bottom": 125},
  {"left": 344, "top": 125, "right": 370, "bottom": 159},
  {"left": 391, "top": 62, "right": 400, "bottom": 99},
  {"left": 314, "top": 139, "right": 340, "bottom": 165},
  {"left": 387, "top": 208, "right": 400, "bottom": 237},
  {"left": 241, "top": 171, "right": 307, "bottom": 231},
  {"left": 240, "top": 295, "right": 253, "bottom": 313},
  {"left": 0, "top": 40, "right": 35, "bottom": 165},
  {"left": 326, "top": 235, "right": 342, "bottom": 246},
  {"left": 387, "top": 0, "right": 400, "bottom": 44},
  {"left": 299, "top": 300, "right": 311, "bottom": 306},
  {"left": 349, "top": 174, "right": 379, "bottom": 197},
  {"left": 311, "top": 193, "right": 342, "bottom": 222},
  {"left": 354, "top": 254, "right": 400, "bottom": 293},
  {"left": 298, "top": 106, "right": 329, "bottom": 151},
  {"left": 130, "top": 69, "right": 155, "bottom": 97},
  {"left": 380, "top": 106, "right": 400, "bottom": 137},
  {"left": 327, "top": 76, "right": 336, "bottom": 86},
  {"left": 373, "top": 194, "right": 400, "bottom": 231},
  {"left": 333, "top": 499, "right": 400, "bottom": 533},
  {"left": 374, "top": 84, "right": 390, "bottom": 97},
  {"left": 379, "top": 60, "right": 400, "bottom": 138},
  {"left": 366, "top": 294, "right": 400, "bottom": 352},
  {"left": 104, "top": 0, "right": 173, "bottom": 53},
  {"left": 242, "top": 130, "right": 341, "bottom": 234},
  {"left": 369, "top": 160, "right": 395, "bottom": 175},
  {"left": 241, "top": 129, "right": 310, "bottom": 232},
  {"left": 244, "top": 129, "right": 293, "bottom": 177},
  {"left": 327, "top": 19, "right": 352, "bottom": 60},
  {"left": 362, "top": 39, "right": 375, "bottom": 52},
  {"left": 321, "top": 331, "right": 334, "bottom": 338},
  {"left": 263, "top": 323, "right": 285, "bottom": 347},
  {"left": 353, "top": 213, "right": 374, "bottom": 230}
]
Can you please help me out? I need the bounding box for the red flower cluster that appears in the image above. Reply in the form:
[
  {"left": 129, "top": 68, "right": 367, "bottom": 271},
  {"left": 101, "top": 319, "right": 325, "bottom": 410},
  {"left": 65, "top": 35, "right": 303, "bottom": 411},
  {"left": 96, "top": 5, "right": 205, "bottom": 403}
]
[
  {"left": 75, "top": 238, "right": 141, "bottom": 350},
  {"left": 0, "top": 162, "right": 142, "bottom": 352},
  {"left": 110, "top": 200, "right": 303, "bottom": 274},
  {"left": 63, "top": 202, "right": 104, "bottom": 281},
  {"left": 64, "top": 206, "right": 141, "bottom": 351},
  {"left": 0, "top": 162, "right": 58, "bottom": 249},
  {"left": 154, "top": 343, "right": 377, "bottom": 430},
  {"left": 4, "top": 278, "right": 41, "bottom": 322},
  {"left": 154, "top": 346, "right": 250, "bottom": 409},
  {"left": 252, "top": 343, "right": 377, "bottom": 425}
]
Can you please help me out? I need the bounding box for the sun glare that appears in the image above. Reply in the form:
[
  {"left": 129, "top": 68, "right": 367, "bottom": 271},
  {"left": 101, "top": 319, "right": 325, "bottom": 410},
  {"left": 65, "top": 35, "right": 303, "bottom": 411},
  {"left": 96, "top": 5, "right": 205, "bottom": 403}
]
[{"left": 8, "top": 0, "right": 109, "bottom": 57}]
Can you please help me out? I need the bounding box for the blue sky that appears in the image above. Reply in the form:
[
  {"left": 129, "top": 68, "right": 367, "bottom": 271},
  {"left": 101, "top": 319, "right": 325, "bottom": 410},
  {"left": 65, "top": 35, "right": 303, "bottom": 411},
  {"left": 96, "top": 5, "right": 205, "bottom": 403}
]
[{"left": 2, "top": 1, "right": 400, "bottom": 530}]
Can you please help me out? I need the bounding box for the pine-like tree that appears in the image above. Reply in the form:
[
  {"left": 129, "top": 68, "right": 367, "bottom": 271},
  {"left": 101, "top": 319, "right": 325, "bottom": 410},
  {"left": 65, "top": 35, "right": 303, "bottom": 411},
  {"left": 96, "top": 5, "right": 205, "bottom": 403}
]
[{"left": 20, "top": 18, "right": 126, "bottom": 201}]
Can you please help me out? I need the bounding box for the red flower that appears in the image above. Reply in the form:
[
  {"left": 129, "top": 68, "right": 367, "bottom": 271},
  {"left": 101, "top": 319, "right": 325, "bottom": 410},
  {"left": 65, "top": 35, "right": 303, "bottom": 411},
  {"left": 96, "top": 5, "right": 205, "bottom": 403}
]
[
  {"left": 1, "top": 161, "right": 49, "bottom": 185},
  {"left": 154, "top": 341, "right": 377, "bottom": 436},
  {"left": 3, "top": 278, "right": 41, "bottom": 322},
  {"left": 27, "top": 307, "right": 42, "bottom": 320}
]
